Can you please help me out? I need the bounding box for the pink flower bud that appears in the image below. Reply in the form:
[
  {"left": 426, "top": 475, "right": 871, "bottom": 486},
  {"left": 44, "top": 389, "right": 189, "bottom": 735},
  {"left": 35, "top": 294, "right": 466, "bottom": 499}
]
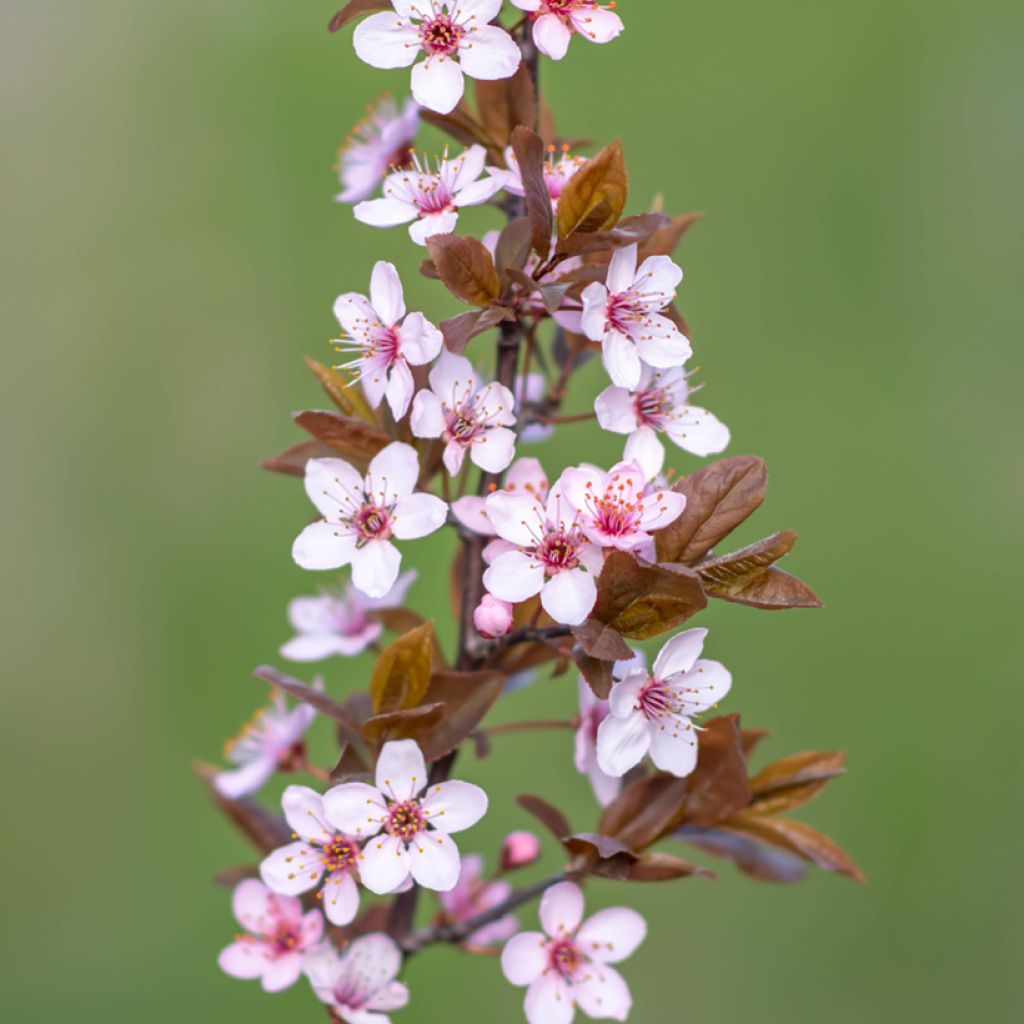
[
  {"left": 473, "top": 594, "right": 514, "bottom": 639},
  {"left": 501, "top": 831, "right": 541, "bottom": 871}
]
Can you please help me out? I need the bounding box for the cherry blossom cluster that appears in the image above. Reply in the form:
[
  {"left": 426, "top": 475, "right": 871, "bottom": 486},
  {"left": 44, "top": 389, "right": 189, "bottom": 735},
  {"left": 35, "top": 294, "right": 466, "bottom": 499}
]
[{"left": 206, "top": 6, "right": 859, "bottom": 1024}]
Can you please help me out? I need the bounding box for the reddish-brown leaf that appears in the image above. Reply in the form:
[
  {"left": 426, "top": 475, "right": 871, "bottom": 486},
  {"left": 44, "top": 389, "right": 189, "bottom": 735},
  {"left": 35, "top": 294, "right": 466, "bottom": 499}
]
[
  {"left": 293, "top": 409, "right": 390, "bottom": 461},
  {"left": 426, "top": 234, "right": 502, "bottom": 307},
  {"left": 476, "top": 67, "right": 538, "bottom": 147},
  {"left": 556, "top": 213, "right": 670, "bottom": 256},
  {"left": 675, "top": 825, "right": 808, "bottom": 884},
  {"left": 328, "top": 0, "right": 389, "bottom": 32},
  {"left": 196, "top": 763, "right": 291, "bottom": 855},
  {"left": 440, "top": 306, "right": 514, "bottom": 353},
  {"left": 641, "top": 212, "right": 702, "bottom": 256},
  {"left": 747, "top": 750, "right": 847, "bottom": 814},
  {"left": 564, "top": 833, "right": 640, "bottom": 881},
  {"left": 626, "top": 851, "right": 715, "bottom": 882},
  {"left": 421, "top": 102, "right": 490, "bottom": 149},
  {"left": 571, "top": 619, "right": 632, "bottom": 661},
  {"left": 511, "top": 126, "right": 553, "bottom": 260},
  {"left": 360, "top": 702, "right": 447, "bottom": 747},
  {"left": 556, "top": 139, "right": 628, "bottom": 239},
  {"left": 261, "top": 438, "right": 338, "bottom": 477},
  {"left": 655, "top": 456, "right": 768, "bottom": 565},
  {"left": 369, "top": 621, "right": 435, "bottom": 716},
  {"left": 574, "top": 650, "right": 615, "bottom": 700},
  {"left": 416, "top": 670, "right": 506, "bottom": 761},
  {"left": 516, "top": 794, "right": 571, "bottom": 841},
  {"left": 304, "top": 357, "right": 376, "bottom": 424},
  {"left": 598, "top": 772, "right": 689, "bottom": 851},
  {"left": 251, "top": 666, "right": 363, "bottom": 739},
  {"left": 697, "top": 531, "right": 798, "bottom": 587},
  {"left": 678, "top": 714, "right": 752, "bottom": 826},
  {"left": 706, "top": 567, "right": 823, "bottom": 610},
  {"left": 494, "top": 218, "right": 534, "bottom": 278}
]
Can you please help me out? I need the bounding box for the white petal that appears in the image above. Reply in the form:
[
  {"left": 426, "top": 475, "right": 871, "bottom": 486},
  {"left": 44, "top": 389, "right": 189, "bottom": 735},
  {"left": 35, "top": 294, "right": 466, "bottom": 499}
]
[
  {"left": 420, "top": 780, "right": 488, "bottom": 833},
  {"left": 623, "top": 426, "right": 665, "bottom": 481},
  {"left": 214, "top": 757, "right": 276, "bottom": 799},
  {"left": 443, "top": 441, "right": 467, "bottom": 476},
  {"left": 532, "top": 13, "right": 572, "bottom": 61},
  {"left": 458, "top": 25, "right": 522, "bottom": 80},
  {"left": 346, "top": 930, "right": 403, "bottom": 985},
  {"left": 572, "top": 6, "right": 624, "bottom": 44},
  {"left": 354, "top": 196, "right": 417, "bottom": 228},
  {"left": 368, "top": 441, "right": 420, "bottom": 500},
  {"left": 428, "top": 347, "right": 474, "bottom": 395},
  {"left": 454, "top": 0, "right": 503, "bottom": 20},
  {"left": 472, "top": 426, "right": 516, "bottom": 473},
  {"left": 408, "top": 829, "right": 462, "bottom": 891},
  {"left": 304, "top": 457, "right": 364, "bottom": 520},
  {"left": 446, "top": 143, "right": 487, "bottom": 193},
  {"left": 672, "top": 658, "right": 732, "bottom": 714},
  {"left": 665, "top": 405, "right": 731, "bottom": 457},
  {"left": 502, "top": 932, "right": 549, "bottom": 986},
  {"left": 572, "top": 963, "right": 632, "bottom": 1021},
  {"left": 376, "top": 738, "right": 427, "bottom": 800},
  {"left": 322, "top": 782, "right": 387, "bottom": 837},
  {"left": 359, "top": 834, "right": 413, "bottom": 894},
  {"left": 333, "top": 291, "right": 376, "bottom": 335},
  {"left": 485, "top": 492, "right": 544, "bottom": 546},
  {"left": 652, "top": 627, "right": 708, "bottom": 680},
  {"left": 559, "top": 465, "right": 605, "bottom": 516},
  {"left": 453, "top": 173, "right": 506, "bottom": 207},
  {"left": 596, "top": 712, "right": 650, "bottom": 777},
  {"left": 505, "top": 456, "right": 548, "bottom": 498},
  {"left": 576, "top": 908, "right": 647, "bottom": 964},
  {"left": 483, "top": 550, "right": 546, "bottom": 602},
  {"left": 607, "top": 243, "right": 639, "bottom": 294},
  {"left": 411, "top": 54, "right": 465, "bottom": 114},
  {"left": 351, "top": 540, "right": 401, "bottom": 600},
  {"left": 635, "top": 254, "right": 683, "bottom": 300},
  {"left": 218, "top": 939, "right": 270, "bottom": 980},
  {"left": 594, "top": 386, "right": 639, "bottom": 434},
  {"left": 399, "top": 312, "right": 443, "bottom": 365},
  {"left": 410, "top": 388, "right": 445, "bottom": 438},
  {"left": 602, "top": 331, "right": 641, "bottom": 390},
  {"left": 607, "top": 671, "right": 645, "bottom": 718},
  {"left": 637, "top": 317, "right": 692, "bottom": 368},
  {"left": 280, "top": 633, "right": 366, "bottom": 662},
  {"left": 259, "top": 841, "right": 323, "bottom": 896},
  {"left": 540, "top": 570, "right": 596, "bottom": 626},
  {"left": 409, "top": 209, "right": 459, "bottom": 244},
  {"left": 321, "top": 870, "right": 360, "bottom": 926},
  {"left": 451, "top": 495, "right": 495, "bottom": 535},
  {"left": 353, "top": 12, "right": 421, "bottom": 70},
  {"left": 647, "top": 715, "right": 699, "bottom": 777},
  {"left": 370, "top": 261, "right": 405, "bottom": 325},
  {"left": 282, "top": 785, "right": 334, "bottom": 844},
  {"left": 385, "top": 359, "right": 415, "bottom": 421},
  {"left": 260, "top": 953, "right": 304, "bottom": 993},
  {"left": 231, "top": 878, "right": 276, "bottom": 934},
  {"left": 580, "top": 282, "right": 609, "bottom": 341},
  {"left": 540, "top": 881, "right": 584, "bottom": 937},
  {"left": 391, "top": 492, "right": 448, "bottom": 540}
]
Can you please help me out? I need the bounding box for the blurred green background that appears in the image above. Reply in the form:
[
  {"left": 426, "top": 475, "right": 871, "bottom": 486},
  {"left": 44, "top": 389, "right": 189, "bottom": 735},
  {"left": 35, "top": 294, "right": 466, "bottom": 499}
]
[{"left": 2, "top": 0, "right": 1021, "bottom": 1020}]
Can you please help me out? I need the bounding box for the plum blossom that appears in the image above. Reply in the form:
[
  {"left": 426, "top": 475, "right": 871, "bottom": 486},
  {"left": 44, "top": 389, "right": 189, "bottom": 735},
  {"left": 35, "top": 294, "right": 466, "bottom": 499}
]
[
  {"left": 574, "top": 678, "right": 620, "bottom": 807},
  {"left": 597, "top": 627, "right": 732, "bottom": 778},
  {"left": 336, "top": 94, "right": 420, "bottom": 204},
  {"left": 333, "top": 262, "right": 443, "bottom": 420},
  {"left": 323, "top": 739, "right": 487, "bottom": 894},
  {"left": 481, "top": 466, "right": 603, "bottom": 625},
  {"left": 292, "top": 443, "right": 447, "bottom": 600},
  {"left": 304, "top": 933, "right": 409, "bottom": 1024},
  {"left": 501, "top": 881, "right": 645, "bottom": 1024},
  {"left": 218, "top": 879, "right": 323, "bottom": 992},
  {"left": 214, "top": 685, "right": 319, "bottom": 799},
  {"left": 354, "top": 144, "right": 504, "bottom": 244},
  {"left": 501, "top": 831, "right": 542, "bottom": 871},
  {"left": 410, "top": 350, "right": 517, "bottom": 474},
  {"left": 493, "top": 143, "right": 587, "bottom": 207},
  {"left": 474, "top": 593, "right": 514, "bottom": 638},
  {"left": 436, "top": 853, "right": 519, "bottom": 947},
  {"left": 595, "top": 364, "right": 730, "bottom": 463},
  {"left": 259, "top": 786, "right": 364, "bottom": 926},
  {"left": 354, "top": 1, "right": 522, "bottom": 115},
  {"left": 560, "top": 457, "right": 686, "bottom": 552},
  {"left": 451, "top": 456, "right": 548, "bottom": 537},
  {"left": 281, "top": 572, "right": 416, "bottom": 662},
  {"left": 581, "top": 243, "right": 692, "bottom": 390},
  {"left": 511, "top": 1, "right": 623, "bottom": 61}
]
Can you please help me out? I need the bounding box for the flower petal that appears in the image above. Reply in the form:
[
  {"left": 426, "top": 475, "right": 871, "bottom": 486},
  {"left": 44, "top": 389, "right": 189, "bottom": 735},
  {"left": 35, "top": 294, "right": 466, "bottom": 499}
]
[
  {"left": 502, "top": 931, "right": 549, "bottom": 986},
  {"left": 292, "top": 521, "right": 357, "bottom": 572},
  {"left": 594, "top": 386, "right": 639, "bottom": 434},
  {"left": 411, "top": 54, "right": 464, "bottom": 114},
  {"left": 672, "top": 658, "right": 732, "bottom": 714},
  {"left": 607, "top": 243, "right": 639, "bottom": 294},
  {"left": 665, "top": 404, "right": 731, "bottom": 457},
  {"left": 323, "top": 781, "right": 387, "bottom": 837},
  {"left": 596, "top": 711, "right": 650, "bottom": 778},
  {"left": 282, "top": 785, "right": 333, "bottom": 844},
  {"left": 354, "top": 195, "right": 417, "bottom": 228},
  {"left": 351, "top": 540, "right": 401, "bottom": 600},
  {"left": 385, "top": 359, "right": 415, "bottom": 421},
  {"left": 483, "top": 549, "right": 546, "bottom": 603},
  {"left": 421, "top": 779, "right": 488, "bottom": 833},
  {"left": 451, "top": 495, "right": 495, "bottom": 535},
  {"left": 652, "top": 627, "right": 708, "bottom": 680},
  {"left": 376, "top": 738, "right": 427, "bottom": 800},
  {"left": 580, "top": 282, "right": 608, "bottom": 341},
  {"left": 353, "top": 12, "right": 421, "bottom": 70},
  {"left": 345, "top": 930, "right": 403, "bottom": 985},
  {"left": 333, "top": 291, "right": 376, "bottom": 336},
  {"left": 540, "top": 570, "right": 596, "bottom": 626},
  {"left": 368, "top": 441, "right": 419, "bottom": 500},
  {"left": 400, "top": 311, "right": 444, "bottom": 365},
  {"left": 532, "top": 13, "right": 572, "bottom": 61},
  {"left": 359, "top": 833, "right": 413, "bottom": 894},
  {"left": 634, "top": 254, "right": 682, "bottom": 301},
  {"left": 409, "top": 209, "right": 459, "bottom": 244},
  {"left": 539, "top": 881, "right": 584, "bottom": 938},
  {"left": 472, "top": 426, "right": 516, "bottom": 473},
  {"left": 576, "top": 907, "right": 647, "bottom": 964},
  {"left": 218, "top": 939, "right": 271, "bottom": 980},
  {"left": 458, "top": 24, "right": 522, "bottom": 80},
  {"left": 572, "top": 963, "right": 631, "bottom": 1021},
  {"left": 261, "top": 953, "right": 304, "bottom": 993},
  {"left": 602, "top": 331, "right": 641, "bottom": 390},
  {"left": 391, "top": 492, "right": 448, "bottom": 540},
  {"left": 369, "top": 260, "right": 405, "bottom": 325},
  {"left": 214, "top": 757, "right": 276, "bottom": 800},
  {"left": 410, "top": 388, "right": 445, "bottom": 439},
  {"left": 231, "top": 878, "right": 276, "bottom": 934},
  {"left": 623, "top": 426, "right": 665, "bottom": 480},
  {"left": 304, "top": 457, "right": 364, "bottom": 520},
  {"left": 321, "top": 869, "right": 360, "bottom": 926},
  {"left": 485, "top": 492, "right": 545, "bottom": 546},
  {"left": 647, "top": 715, "right": 699, "bottom": 777},
  {"left": 409, "top": 829, "right": 462, "bottom": 891},
  {"left": 259, "top": 841, "right": 324, "bottom": 896}
]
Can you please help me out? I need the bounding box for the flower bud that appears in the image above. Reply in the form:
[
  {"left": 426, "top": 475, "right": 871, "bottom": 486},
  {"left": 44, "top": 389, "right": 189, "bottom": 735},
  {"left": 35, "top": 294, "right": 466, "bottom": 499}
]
[
  {"left": 473, "top": 594, "right": 514, "bottom": 639},
  {"left": 500, "top": 830, "right": 541, "bottom": 872}
]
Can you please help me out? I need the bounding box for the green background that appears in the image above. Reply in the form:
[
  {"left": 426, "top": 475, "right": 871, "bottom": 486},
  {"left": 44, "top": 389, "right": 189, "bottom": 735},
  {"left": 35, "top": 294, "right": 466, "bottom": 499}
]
[{"left": 2, "top": 1, "right": 1021, "bottom": 1020}]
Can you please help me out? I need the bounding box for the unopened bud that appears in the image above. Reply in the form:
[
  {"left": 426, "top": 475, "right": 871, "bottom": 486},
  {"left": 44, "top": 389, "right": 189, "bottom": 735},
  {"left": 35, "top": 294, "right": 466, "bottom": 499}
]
[
  {"left": 473, "top": 594, "right": 514, "bottom": 639},
  {"left": 501, "top": 830, "right": 541, "bottom": 871}
]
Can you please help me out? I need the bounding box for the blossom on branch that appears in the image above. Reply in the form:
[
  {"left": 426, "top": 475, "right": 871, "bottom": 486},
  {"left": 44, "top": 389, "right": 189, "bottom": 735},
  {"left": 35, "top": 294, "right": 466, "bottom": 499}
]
[
  {"left": 581, "top": 243, "right": 692, "bottom": 390},
  {"left": 281, "top": 571, "right": 416, "bottom": 661},
  {"left": 501, "top": 881, "right": 645, "bottom": 1024},
  {"left": 304, "top": 933, "right": 409, "bottom": 1024},
  {"left": 574, "top": 677, "right": 621, "bottom": 806},
  {"left": 354, "top": 145, "right": 504, "bottom": 244},
  {"left": 492, "top": 144, "right": 587, "bottom": 207},
  {"left": 336, "top": 94, "right": 420, "bottom": 204},
  {"left": 474, "top": 593, "right": 515, "bottom": 638},
  {"left": 218, "top": 879, "right": 324, "bottom": 992},
  {"left": 451, "top": 456, "right": 548, "bottom": 535},
  {"left": 597, "top": 627, "right": 732, "bottom": 778},
  {"left": 259, "top": 786, "right": 364, "bottom": 926},
  {"left": 323, "top": 739, "right": 488, "bottom": 894},
  {"left": 501, "top": 831, "right": 542, "bottom": 870},
  {"left": 410, "top": 349, "right": 518, "bottom": 474},
  {"left": 292, "top": 443, "right": 447, "bottom": 600},
  {"left": 353, "top": 1, "right": 521, "bottom": 114},
  {"left": 333, "top": 261, "right": 443, "bottom": 420},
  {"left": 511, "top": 1, "right": 624, "bottom": 61},
  {"left": 436, "top": 852, "right": 519, "bottom": 947}
]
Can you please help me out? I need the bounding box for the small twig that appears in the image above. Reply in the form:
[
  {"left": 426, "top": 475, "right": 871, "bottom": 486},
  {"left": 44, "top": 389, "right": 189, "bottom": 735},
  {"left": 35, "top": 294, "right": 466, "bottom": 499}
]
[
  {"left": 542, "top": 411, "right": 596, "bottom": 425},
  {"left": 496, "top": 624, "right": 573, "bottom": 649}
]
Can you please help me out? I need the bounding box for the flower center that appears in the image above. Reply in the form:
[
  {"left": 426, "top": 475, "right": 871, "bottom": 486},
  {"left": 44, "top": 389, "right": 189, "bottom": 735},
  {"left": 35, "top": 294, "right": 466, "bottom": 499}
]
[
  {"left": 635, "top": 386, "right": 669, "bottom": 426},
  {"left": 271, "top": 922, "right": 301, "bottom": 955},
  {"left": 444, "top": 405, "right": 483, "bottom": 445},
  {"left": 637, "top": 676, "right": 682, "bottom": 720},
  {"left": 321, "top": 834, "right": 358, "bottom": 873},
  {"left": 548, "top": 936, "right": 583, "bottom": 977},
  {"left": 368, "top": 324, "right": 402, "bottom": 366},
  {"left": 420, "top": 14, "right": 464, "bottom": 56},
  {"left": 536, "top": 528, "right": 582, "bottom": 572},
  {"left": 605, "top": 292, "right": 643, "bottom": 333},
  {"left": 353, "top": 502, "right": 393, "bottom": 543},
  {"left": 385, "top": 799, "right": 426, "bottom": 840},
  {"left": 583, "top": 479, "right": 644, "bottom": 538}
]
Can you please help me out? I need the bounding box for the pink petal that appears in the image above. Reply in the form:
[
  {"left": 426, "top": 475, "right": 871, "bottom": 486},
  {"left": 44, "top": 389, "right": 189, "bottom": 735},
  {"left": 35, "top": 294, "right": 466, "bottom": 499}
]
[
  {"left": 652, "top": 627, "right": 708, "bottom": 680},
  {"left": 218, "top": 939, "right": 270, "bottom": 981},
  {"left": 259, "top": 841, "right": 323, "bottom": 897},
  {"left": 345, "top": 931, "right": 403, "bottom": 985},
  {"left": 576, "top": 907, "right": 647, "bottom": 964},
  {"left": 665, "top": 404, "right": 731, "bottom": 457},
  {"left": 607, "top": 671, "right": 645, "bottom": 718},
  {"left": 595, "top": 711, "right": 650, "bottom": 778},
  {"left": 532, "top": 13, "right": 572, "bottom": 60},
  {"left": 420, "top": 780, "right": 488, "bottom": 833},
  {"left": 353, "top": 195, "right": 417, "bottom": 228},
  {"left": 472, "top": 426, "right": 516, "bottom": 473},
  {"left": 350, "top": 540, "right": 401, "bottom": 600},
  {"left": 485, "top": 492, "right": 545, "bottom": 547},
  {"left": 594, "top": 385, "right": 639, "bottom": 434},
  {"left": 635, "top": 253, "right": 683, "bottom": 300},
  {"left": 385, "top": 359, "right": 415, "bottom": 421},
  {"left": 525, "top": 972, "right": 574, "bottom": 1024},
  {"left": 321, "top": 869, "right": 360, "bottom": 926},
  {"left": 399, "top": 311, "right": 443, "bottom": 365},
  {"left": 282, "top": 785, "right": 333, "bottom": 844},
  {"left": 571, "top": 963, "right": 631, "bottom": 1020},
  {"left": 322, "top": 781, "right": 387, "bottom": 837},
  {"left": 353, "top": 12, "right": 422, "bottom": 70},
  {"left": 360, "top": 833, "right": 413, "bottom": 894},
  {"left": 409, "top": 208, "right": 459, "bottom": 244},
  {"left": 411, "top": 54, "right": 464, "bottom": 114},
  {"left": 580, "top": 282, "right": 609, "bottom": 341},
  {"left": 408, "top": 829, "right": 462, "bottom": 891},
  {"left": 368, "top": 441, "right": 419, "bottom": 500},
  {"left": 292, "top": 521, "right": 357, "bottom": 572},
  {"left": 214, "top": 757, "right": 276, "bottom": 800},
  {"left": 572, "top": 7, "right": 624, "bottom": 45},
  {"left": 443, "top": 441, "right": 468, "bottom": 476},
  {"left": 539, "top": 881, "right": 584, "bottom": 938},
  {"left": 458, "top": 24, "right": 522, "bottom": 79},
  {"left": 483, "top": 549, "right": 546, "bottom": 602},
  {"left": 540, "top": 569, "right": 596, "bottom": 626},
  {"left": 304, "top": 457, "right": 364, "bottom": 520},
  {"left": 410, "top": 388, "right": 445, "bottom": 439},
  {"left": 453, "top": 173, "right": 507, "bottom": 206},
  {"left": 333, "top": 291, "right": 376, "bottom": 335},
  {"left": 623, "top": 426, "right": 665, "bottom": 479},
  {"left": 504, "top": 456, "right": 549, "bottom": 498},
  {"left": 231, "top": 879, "right": 275, "bottom": 934},
  {"left": 672, "top": 658, "right": 732, "bottom": 714},
  {"left": 391, "top": 492, "right": 448, "bottom": 540},
  {"left": 376, "top": 738, "right": 427, "bottom": 800},
  {"left": 451, "top": 495, "right": 495, "bottom": 535},
  {"left": 369, "top": 260, "right": 405, "bottom": 325},
  {"left": 647, "top": 716, "right": 699, "bottom": 777},
  {"left": 607, "top": 243, "right": 639, "bottom": 294},
  {"left": 260, "top": 952, "right": 303, "bottom": 993},
  {"left": 501, "top": 931, "right": 549, "bottom": 986},
  {"left": 602, "top": 331, "right": 642, "bottom": 390}
]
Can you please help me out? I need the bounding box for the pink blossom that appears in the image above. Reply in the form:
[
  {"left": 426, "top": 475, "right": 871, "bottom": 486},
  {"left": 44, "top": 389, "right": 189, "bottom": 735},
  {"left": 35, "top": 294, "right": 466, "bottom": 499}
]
[
  {"left": 259, "top": 786, "right": 364, "bottom": 926},
  {"left": 501, "top": 831, "right": 542, "bottom": 871},
  {"left": 451, "top": 456, "right": 549, "bottom": 536},
  {"left": 501, "top": 881, "right": 645, "bottom": 1024},
  {"left": 560, "top": 457, "right": 686, "bottom": 552},
  {"left": 511, "top": 1, "right": 624, "bottom": 61},
  {"left": 494, "top": 143, "right": 586, "bottom": 206},
  {"left": 580, "top": 243, "right": 692, "bottom": 390},
  {"left": 336, "top": 94, "right": 420, "bottom": 204},
  {"left": 282, "top": 572, "right": 416, "bottom": 662},
  {"left": 292, "top": 443, "right": 447, "bottom": 600},
  {"left": 355, "top": 145, "right": 504, "bottom": 244},
  {"left": 410, "top": 350, "right": 517, "bottom": 475},
  {"left": 214, "top": 686, "right": 318, "bottom": 799},
  {"left": 597, "top": 628, "right": 732, "bottom": 778},
  {"left": 474, "top": 593, "right": 515, "bottom": 638},
  {"left": 354, "top": 1, "right": 521, "bottom": 115},
  {"left": 323, "top": 739, "right": 488, "bottom": 894},
  {"left": 333, "top": 261, "right": 443, "bottom": 420},
  {"left": 595, "top": 364, "right": 730, "bottom": 464},
  {"left": 574, "top": 678, "right": 620, "bottom": 807},
  {"left": 218, "top": 879, "right": 324, "bottom": 992},
  {"left": 482, "top": 468, "right": 603, "bottom": 625},
  {"left": 304, "top": 934, "right": 409, "bottom": 1024},
  {"left": 437, "top": 852, "right": 518, "bottom": 947}
]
